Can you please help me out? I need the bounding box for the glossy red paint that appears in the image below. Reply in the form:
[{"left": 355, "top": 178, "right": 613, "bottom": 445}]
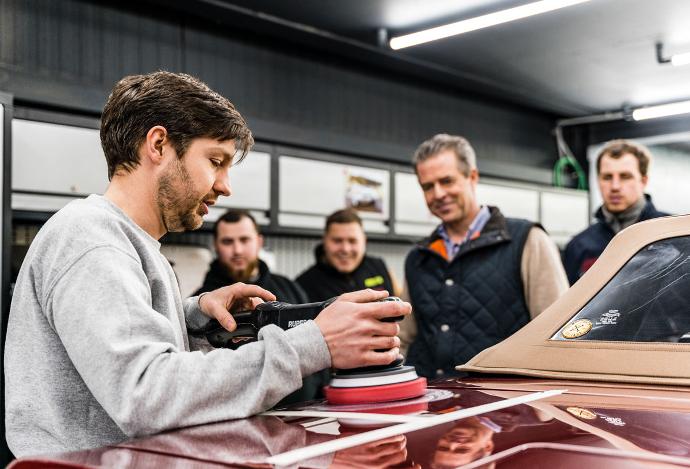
[{"left": 9, "top": 376, "right": 690, "bottom": 468}]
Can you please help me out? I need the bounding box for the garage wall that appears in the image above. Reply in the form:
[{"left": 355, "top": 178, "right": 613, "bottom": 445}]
[
  {"left": 0, "top": 1, "right": 564, "bottom": 463},
  {"left": 0, "top": 0, "right": 558, "bottom": 183}
]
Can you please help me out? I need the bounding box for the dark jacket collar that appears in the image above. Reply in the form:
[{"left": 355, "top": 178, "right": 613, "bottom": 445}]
[
  {"left": 420, "top": 206, "right": 511, "bottom": 248},
  {"left": 594, "top": 194, "right": 660, "bottom": 225}
]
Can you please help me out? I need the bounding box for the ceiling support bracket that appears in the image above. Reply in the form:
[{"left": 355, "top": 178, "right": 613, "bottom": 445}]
[{"left": 656, "top": 42, "right": 671, "bottom": 64}]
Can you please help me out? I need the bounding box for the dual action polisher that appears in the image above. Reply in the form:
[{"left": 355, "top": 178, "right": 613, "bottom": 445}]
[
  {"left": 324, "top": 297, "right": 426, "bottom": 405},
  {"left": 195, "top": 296, "right": 427, "bottom": 405}
]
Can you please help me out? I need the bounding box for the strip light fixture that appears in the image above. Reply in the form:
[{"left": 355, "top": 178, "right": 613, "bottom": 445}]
[
  {"left": 671, "top": 52, "right": 690, "bottom": 67},
  {"left": 656, "top": 43, "right": 690, "bottom": 67},
  {"left": 389, "top": 0, "right": 594, "bottom": 50},
  {"left": 632, "top": 100, "right": 690, "bottom": 121}
]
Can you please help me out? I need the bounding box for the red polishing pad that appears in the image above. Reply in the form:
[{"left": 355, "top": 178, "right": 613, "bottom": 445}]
[{"left": 324, "top": 377, "right": 427, "bottom": 405}]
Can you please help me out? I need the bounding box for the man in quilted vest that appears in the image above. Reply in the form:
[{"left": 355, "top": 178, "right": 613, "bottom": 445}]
[{"left": 399, "top": 133, "right": 568, "bottom": 378}]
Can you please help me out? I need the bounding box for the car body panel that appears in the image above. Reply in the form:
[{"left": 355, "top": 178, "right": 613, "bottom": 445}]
[
  {"left": 463, "top": 215, "right": 690, "bottom": 385},
  {"left": 10, "top": 377, "right": 690, "bottom": 468}
]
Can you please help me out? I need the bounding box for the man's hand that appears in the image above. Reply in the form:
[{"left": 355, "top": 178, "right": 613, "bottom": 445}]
[
  {"left": 314, "top": 289, "right": 411, "bottom": 369},
  {"left": 199, "top": 283, "right": 276, "bottom": 332}
]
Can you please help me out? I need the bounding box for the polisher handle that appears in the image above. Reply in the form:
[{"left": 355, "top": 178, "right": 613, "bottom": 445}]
[
  {"left": 198, "top": 297, "right": 335, "bottom": 349},
  {"left": 196, "top": 296, "right": 403, "bottom": 350}
]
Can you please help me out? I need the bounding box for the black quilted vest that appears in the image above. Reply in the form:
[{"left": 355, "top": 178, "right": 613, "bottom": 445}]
[{"left": 405, "top": 207, "right": 534, "bottom": 379}]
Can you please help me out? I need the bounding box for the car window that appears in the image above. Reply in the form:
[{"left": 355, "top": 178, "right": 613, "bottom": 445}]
[{"left": 552, "top": 236, "right": 690, "bottom": 342}]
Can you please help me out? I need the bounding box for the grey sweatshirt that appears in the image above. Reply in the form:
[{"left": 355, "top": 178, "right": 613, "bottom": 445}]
[{"left": 4, "top": 195, "right": 331, "bottom": 457}]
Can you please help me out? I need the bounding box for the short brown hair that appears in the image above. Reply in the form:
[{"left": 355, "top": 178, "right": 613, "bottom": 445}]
[
  {"left": 325, "top": 209, "right": 362, "bottom": 232},
  {"left": 596, "top": 139, "right": 651, "bottom": 177},
  {"left": 413, "top": 133, "right": 477, "bottom": 176},
  {"left": 100, "top": 71, "right": 254, "bottom": 179},
  {"left": 214, "top": 209, "right": 258, "bottom": 239}
]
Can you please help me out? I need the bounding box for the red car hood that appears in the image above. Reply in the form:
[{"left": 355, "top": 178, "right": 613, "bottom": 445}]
[{"left": 10, "top": 376, "right": 690, "bottom": 468}]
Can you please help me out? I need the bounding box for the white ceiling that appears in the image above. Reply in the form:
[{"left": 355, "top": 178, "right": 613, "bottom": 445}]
[{"left": 218, "top": 0, "right": 690, "bottom": 117}]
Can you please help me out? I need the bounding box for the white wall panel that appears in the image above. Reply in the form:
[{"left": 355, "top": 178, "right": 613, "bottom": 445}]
[
  {"left": 394, "top": 172, "right": 435, "bottom": 223},
  {"left": 279, "top": 156, "right": 390, "bottom": 220},
  {"left": 476, "top": 182, "right": 540, "bottom": 222},
  {"left": 217, "top": 151, "right": 270, "bottom": 210},
  {"left": 12, "top": 120, "right": 108, "bottom": 195},
  {"left": 12, "top": 194, "right": 75, "bottom": 212},
  {"left": 540, "top": 191, "right": 589, "bottom": 246}
]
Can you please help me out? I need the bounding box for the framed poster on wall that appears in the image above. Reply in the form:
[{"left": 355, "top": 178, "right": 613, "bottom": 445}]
[{"left": 278, "top": 155, "right": 390, "bottom": 233}]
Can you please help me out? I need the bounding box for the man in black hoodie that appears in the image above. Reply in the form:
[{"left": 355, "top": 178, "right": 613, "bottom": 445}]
[
  {"left": 194, "top": 209, "right": 306, "bottom": 303},
  {"left": 296, "top": 209, "right": 398, "bottom": 302},
  {"left": 195, "top": 209, "right": 327, "bottom": 403}
]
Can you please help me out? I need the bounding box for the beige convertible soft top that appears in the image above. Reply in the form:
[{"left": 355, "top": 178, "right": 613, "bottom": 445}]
[{"left": 460, "top": 214, "right": 690, "bottom": 385}]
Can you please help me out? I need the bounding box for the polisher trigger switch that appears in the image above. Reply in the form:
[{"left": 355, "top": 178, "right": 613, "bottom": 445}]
[{"left": 379, "top": 296, "right": 404, "bottom": 323}]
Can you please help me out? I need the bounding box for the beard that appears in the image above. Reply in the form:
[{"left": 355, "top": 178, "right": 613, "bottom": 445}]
[
  {"left": 157, "top": 158, "right": 206, "bottom": 232},
  {"left": 227, "top": 258, "right": 260, "bottom": 283}
]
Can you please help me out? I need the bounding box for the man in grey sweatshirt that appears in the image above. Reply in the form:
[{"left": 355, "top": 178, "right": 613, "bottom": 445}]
[{"left": 4, "top": 71, "right": 409, "bottom": 457}]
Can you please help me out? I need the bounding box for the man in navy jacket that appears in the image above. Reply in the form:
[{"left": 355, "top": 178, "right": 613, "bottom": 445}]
[{"left": 563, "top": 139, "right": 669, "bottom": 285}]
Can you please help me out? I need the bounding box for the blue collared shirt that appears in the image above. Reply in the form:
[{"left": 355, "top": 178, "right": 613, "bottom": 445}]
[{"left": 437, "top": 206, "right": 491, "bottom": 260}]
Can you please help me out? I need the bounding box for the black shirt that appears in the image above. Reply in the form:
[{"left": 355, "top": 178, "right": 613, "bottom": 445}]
[
  {"left": 194, "top": 258, "right": 307, "bottom": 304},
  {"left": 296, "top": 244, "right": 395, "bottom": 301}
]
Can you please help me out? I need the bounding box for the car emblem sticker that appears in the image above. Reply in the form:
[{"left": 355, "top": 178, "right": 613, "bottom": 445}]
[
  {"left": 561, "top": 319, "right": 592, "bottom": 339},
  {"left": 566, "top": 406, "right": 597, "bottom": 420},
  {"left": 597, "top": 309, "right": 620, "bottom": 325},
  {"left": 600, "top": 415, "right": 626, "bottom": 426}
]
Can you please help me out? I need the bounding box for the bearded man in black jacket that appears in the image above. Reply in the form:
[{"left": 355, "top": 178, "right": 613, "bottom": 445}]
[
  {"left": 195, "top": 209, "right": 327, "bottom": 404},
  {"left": 296, "top": 209, "right": 399, "bottom": 302},
  {"left": 194, "top": 209, "right": 307, "bottom": 303}
]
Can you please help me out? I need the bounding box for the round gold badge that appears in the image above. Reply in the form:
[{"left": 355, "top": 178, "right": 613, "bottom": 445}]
[
  {"left": 566, "top": 407, "right": 597, "bottom": 420},
  {"left": 561, "top": 319, "right": 593, "bottom": 339}
]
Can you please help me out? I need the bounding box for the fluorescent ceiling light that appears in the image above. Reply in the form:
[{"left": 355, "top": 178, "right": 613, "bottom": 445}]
[
  {"left": 671, "top": 52, "right": 690, "bottom": 67},
  {"left": 389, "top": 0, "right": 593, "bottom": 50},
  {"left": 632, "top": 100, "right": 690, "bottom": 121}
]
